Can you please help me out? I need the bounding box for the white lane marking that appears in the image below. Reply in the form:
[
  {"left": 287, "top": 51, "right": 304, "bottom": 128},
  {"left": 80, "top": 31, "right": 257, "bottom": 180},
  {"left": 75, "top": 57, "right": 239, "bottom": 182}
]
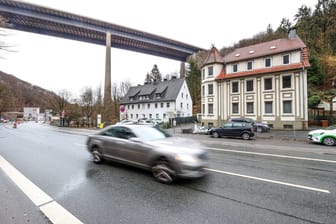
[
  {"left": 0, "top": 155, "right": 83, "bottom": 224},
  {"left": 40, "top": 201, "right": 83, "bottom": 224},
  {"left": 207, "top": 147, "right": 336, "bottom": 164},
  {"left": 0, "top": 156, "right": 52, "bottom": 206},
  {"left": 206, "top": 168, "right": 330, "bottom": 194}
]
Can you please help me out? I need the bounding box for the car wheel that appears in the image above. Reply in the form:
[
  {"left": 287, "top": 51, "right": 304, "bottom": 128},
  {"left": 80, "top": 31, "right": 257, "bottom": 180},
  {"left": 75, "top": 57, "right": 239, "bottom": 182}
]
[
  {"left": 242, "top": 132, "right": 250, "bottom": 140},
  {"left": 152, "top": 159, "right": 176, "bottom": 184},
  {"left": 256, "top": 127, "right": 262, "bottom": 133},
  {"left": 212, "top": 132, "right": 220, "bottom": 138},
  {"left": 92, "top": 147, "right": 103, "bottom": 163},
  {"left": 323, "top": 137, "right": 336, "bottom": 146}
]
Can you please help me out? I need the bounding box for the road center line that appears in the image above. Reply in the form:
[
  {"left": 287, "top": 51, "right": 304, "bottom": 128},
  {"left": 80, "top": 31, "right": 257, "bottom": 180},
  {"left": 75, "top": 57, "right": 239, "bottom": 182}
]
[
  {"left": 0, "top": 155, "right": 83, "bottom": 224},
  {"left": 205, "top": 168, "right": 330, "bottom": 194},
  {"left": 207, "top": 147, "right": 336, "bottom": 164}
]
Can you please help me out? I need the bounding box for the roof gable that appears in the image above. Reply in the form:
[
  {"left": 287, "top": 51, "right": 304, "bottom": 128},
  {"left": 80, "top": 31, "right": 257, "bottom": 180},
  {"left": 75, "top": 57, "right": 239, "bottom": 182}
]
[{"left": 201, "top": 46, "right": 223, "bottom": 67}]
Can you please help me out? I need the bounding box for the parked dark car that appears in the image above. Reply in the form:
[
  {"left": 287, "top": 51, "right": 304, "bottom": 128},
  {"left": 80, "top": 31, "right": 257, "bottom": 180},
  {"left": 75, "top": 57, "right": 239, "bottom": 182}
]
[
  {"left": 208, "top": 122, "right": 254, "bottom": 140},
  {"left": 86, "top": 124, "right": 207, "bottom": 184},
  {"left": 229, "top": 118, "right": 271, "bottom": 133}
]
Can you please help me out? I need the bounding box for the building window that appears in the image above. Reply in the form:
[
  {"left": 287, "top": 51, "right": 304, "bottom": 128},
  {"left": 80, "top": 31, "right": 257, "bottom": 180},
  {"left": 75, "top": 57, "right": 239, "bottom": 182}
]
[
  {"left": 283, "top": 54, "right": 290, "bottom": 64},
  {"left": 155, "top": 103, "right": 158, "bottom": 108},
  {"left": 180, "top": 102, "right": 183, "bottom": 109},
  {"left": 265, "top": 101, "right": 273, "bottom": 114},
  {"left": 208, "top": 104, "right": 213, "bottom": 114},
  {"left": 156, "top": 114, "right": 159, "bottom": 119},
  {"left": 232, "top": 81, "right": 239, "bottom": 93},
  {"left": 202, "top": 104, "right": 205, "bottom": 114},
  {"left": 186, "top": 94, "right": 188, "bottom": 99},
  {"left": 132, "top": 105, "right": 134, "bottom": 109},
  {"left": 163, "top": 113, "right": 166, "bottom": 119},
  {"left": 181, "top": 93, "right": 184, "bottom": 98},
  {"left": 247, "top": 61, "right": 253, "bottom": 70},
  {"left": 202, "top": 85, "right": 205, "bottom": 97},
  {"left": 265, "top": 58, "right": 272, "bottom": 67},
  {"left": 208, "top": 84, "right": 213, "bottom": 95},
  {"left": 264, "top": 78, "right": 272, "bottom": 90},
  {"left": 161, "top": 103, "right": 164, "bottom": 108},
  {"left": 202, "top": 69, "right": 205, "bottom": 80},
  {"left": 232, "top": 103, "right": 239, "bottom": 114},
  {"left": 208, "top": 66, "right": 213, "bottom": 76},
  {"left": 233, "top": 64, "right": 238, "bottom": 72},
  {"left": 147, "top": 104, "right": 150, "bottom": 109},
  {"left": 127, "top": 105, "right": 130, "bottom": 109},
  {"left": 136, "top": 114, "right": 138, "bottom": 119},
  {"left": 246, "top": 80, "right": 253, "bottom": 92},
  {"left": 149, "top": 114, "right": 152, "bottom": 118},
  {"left": 282, "top": 75, "right": 292, "bottom": 88},
  {"left": 138, "top": 104, "right": 140, "bottom": 109},
  {"left": 187, "top": 104, "right": 189, "bottom": 109},
  {"left": 167, "top": 102, "right": 170, "bottom": 108},
  {"left": 246, "top": 102, "right": 254, "bottom": 114},
  {"left": 283, "top": 100, "right": 292, "bottom": 113}
]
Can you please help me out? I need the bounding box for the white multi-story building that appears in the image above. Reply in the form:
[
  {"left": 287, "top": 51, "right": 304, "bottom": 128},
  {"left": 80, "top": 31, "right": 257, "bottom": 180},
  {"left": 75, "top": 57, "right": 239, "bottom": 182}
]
[
  {"left": 201, "top": 30, "right": 311, "bottom": 130},
  {"left": 23, "top": 107, "right": 40, "bottom": 121},
  {"left": 120, "top": 78, "right": 193, "bottom": 121}
]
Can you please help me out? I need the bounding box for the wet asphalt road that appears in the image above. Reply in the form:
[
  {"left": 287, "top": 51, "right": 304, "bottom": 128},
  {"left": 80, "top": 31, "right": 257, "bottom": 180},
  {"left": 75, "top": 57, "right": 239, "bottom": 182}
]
[{"left": 0, "top": 122, "right": 336, "bottom": 224}]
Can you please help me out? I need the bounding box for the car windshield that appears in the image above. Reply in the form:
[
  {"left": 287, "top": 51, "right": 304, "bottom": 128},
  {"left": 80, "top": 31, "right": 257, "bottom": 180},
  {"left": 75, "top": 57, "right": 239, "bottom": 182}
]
[{"left": 132, "top": 126, "right": 171, "bottom": 141}]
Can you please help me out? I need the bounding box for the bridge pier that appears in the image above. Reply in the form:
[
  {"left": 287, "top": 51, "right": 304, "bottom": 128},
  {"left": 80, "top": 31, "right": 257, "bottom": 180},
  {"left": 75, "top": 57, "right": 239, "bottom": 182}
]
[{"left": 103, "top": 32, "right": 113, "bottom": 124}]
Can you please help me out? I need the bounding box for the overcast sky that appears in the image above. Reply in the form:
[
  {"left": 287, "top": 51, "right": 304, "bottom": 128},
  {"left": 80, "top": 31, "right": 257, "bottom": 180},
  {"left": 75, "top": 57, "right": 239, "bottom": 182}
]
[{"left": 1, "top": 0, "right": 318, "bottom": 98}]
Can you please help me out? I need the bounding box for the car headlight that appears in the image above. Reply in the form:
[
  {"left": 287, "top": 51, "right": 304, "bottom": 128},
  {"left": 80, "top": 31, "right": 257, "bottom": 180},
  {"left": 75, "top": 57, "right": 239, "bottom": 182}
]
[{"left": 175, "top": 154, "right": 199, "bottom": 166}]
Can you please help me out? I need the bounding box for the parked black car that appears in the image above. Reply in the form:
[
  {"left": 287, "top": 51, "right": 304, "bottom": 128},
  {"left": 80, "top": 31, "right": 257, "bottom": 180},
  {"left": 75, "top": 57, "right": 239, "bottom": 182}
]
[
  {"left": 208, "top": 122, "right": 254, "bottom": 140},
  {"left": 229, "top": 118, "right": 271, "bottom": 133}
]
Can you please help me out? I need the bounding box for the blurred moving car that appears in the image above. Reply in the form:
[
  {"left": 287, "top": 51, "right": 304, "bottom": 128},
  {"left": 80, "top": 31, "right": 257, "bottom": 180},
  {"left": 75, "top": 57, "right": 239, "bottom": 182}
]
[
  {"left": 229, "top": 118, "right": 271, "bottom": 133},
  {"left": 307, "top": 125, "right": 336, "bottom": 146},
  {"left": 86, "top": 124, "right": 208, "bottom": 184},
  {"left": 208, "top": 122, "right": 254, "bottom": 140}
]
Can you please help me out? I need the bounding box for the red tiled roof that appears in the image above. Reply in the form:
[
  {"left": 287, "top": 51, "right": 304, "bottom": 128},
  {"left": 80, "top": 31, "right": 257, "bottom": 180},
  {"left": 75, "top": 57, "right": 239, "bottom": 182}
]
[
  {"left": 224, "top": 37, "right": 307, "bottom": 63},
  {"left": 201, "top": 46, "right": 223, "bottom": 66},
  {"left": 216, "top": 63, "right": 308, "bottom": 80}
]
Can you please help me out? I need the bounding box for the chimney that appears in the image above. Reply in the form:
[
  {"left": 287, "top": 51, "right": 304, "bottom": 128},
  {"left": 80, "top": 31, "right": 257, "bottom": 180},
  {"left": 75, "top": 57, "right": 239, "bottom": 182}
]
[{"left": 288, "top": 29, "right": 297, "bottom": 39}]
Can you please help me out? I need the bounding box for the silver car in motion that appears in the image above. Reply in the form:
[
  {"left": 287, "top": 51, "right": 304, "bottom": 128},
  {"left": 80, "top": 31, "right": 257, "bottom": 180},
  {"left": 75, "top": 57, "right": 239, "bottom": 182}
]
[{"left": 86, "top": 124, "right": 207, "bottom": 184}]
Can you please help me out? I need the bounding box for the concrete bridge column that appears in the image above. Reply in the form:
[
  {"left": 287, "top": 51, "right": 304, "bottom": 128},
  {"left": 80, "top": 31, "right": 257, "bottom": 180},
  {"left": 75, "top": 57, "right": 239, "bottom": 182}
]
[{"left": 103, "top": 32, "right": 113, "bottom": 124}]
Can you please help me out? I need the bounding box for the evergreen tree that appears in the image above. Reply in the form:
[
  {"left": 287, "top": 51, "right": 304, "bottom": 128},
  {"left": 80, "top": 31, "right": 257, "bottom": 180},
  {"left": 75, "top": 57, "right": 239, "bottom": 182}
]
[
  {"left": 186, "top": 59, "right": 201, "bottom": 114},
  {"left": 151, "top": 64, "right": 162, "bottom": 82}
]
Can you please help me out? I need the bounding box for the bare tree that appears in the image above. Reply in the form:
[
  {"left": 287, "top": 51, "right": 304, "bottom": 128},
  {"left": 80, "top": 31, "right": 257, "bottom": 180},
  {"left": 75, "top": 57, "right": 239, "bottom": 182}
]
[
  {"left": 80, "top": 86, "right": 94, "bottom": 127},
  {"left": 119, "top": 79, "right": 131, "bottom": 96},
  {"left": 51, "top": 89, "right": 71, "bottom": 126}
]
